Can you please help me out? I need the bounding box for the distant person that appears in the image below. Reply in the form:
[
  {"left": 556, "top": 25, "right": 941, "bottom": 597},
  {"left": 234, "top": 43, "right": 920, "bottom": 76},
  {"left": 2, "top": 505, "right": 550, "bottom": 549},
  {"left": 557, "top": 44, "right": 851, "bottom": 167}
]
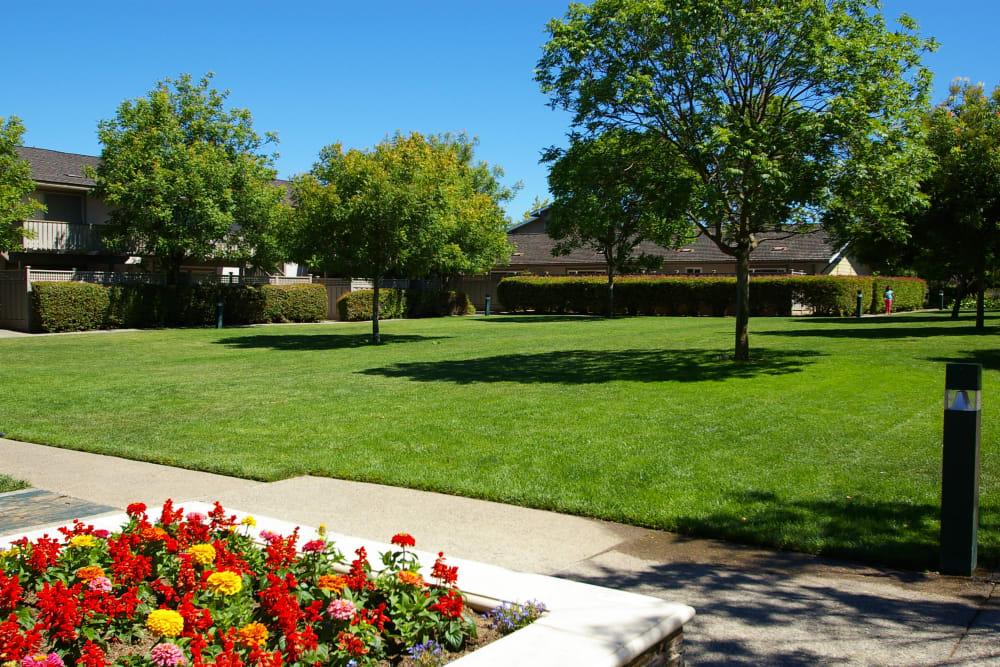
[{"left": 883, "top": 287, "right": 894, "bottom": 315}]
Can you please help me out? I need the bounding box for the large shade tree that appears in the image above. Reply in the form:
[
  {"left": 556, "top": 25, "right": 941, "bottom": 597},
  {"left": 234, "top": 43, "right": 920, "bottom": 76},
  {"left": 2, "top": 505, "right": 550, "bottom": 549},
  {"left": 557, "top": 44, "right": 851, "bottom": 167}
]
[
  {"left": 543, "top": 129, "right": 694, "bottom": 316},
  {"left": 537, "top": 0, "right": 934, "bottom": 359},
  {"left": 0, "top": 116, "right": 42, "bottom": 251},
  {"left": 91, "top": 73, "right": 286, "bottom": 283},
  {"left": 290, "top": 132, "right": 513, "bottom": 344},
  {"left": 917, "top": 80, "right": 1000, "bottom": 328}
]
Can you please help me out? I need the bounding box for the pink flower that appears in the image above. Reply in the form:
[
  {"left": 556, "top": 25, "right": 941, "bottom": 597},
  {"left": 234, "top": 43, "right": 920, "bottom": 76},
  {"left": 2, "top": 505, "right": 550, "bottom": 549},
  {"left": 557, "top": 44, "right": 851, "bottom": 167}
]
[
  {"left": 150, "top": 643, "right": 187, "bottom": 667},
  {"left": 22, "top": 654, "right": 64, "bottom": 667},
  {"left": 185, "top": 512, "right": 207, "bottom": 524},
  {"left": 93, "top": 529, "right": 110, "bottom": 539},
  {"left": 301, "top": 540, "right": 326, "bottom": 553},
  {"left": 88, "top": 576, "right": 113, "bottom": 593},
  {"left": 259, "top": 530, "right": 279, "bottom": 542},
  {"left": 327, "top": 599, "right": 357, "bottom": 621}
]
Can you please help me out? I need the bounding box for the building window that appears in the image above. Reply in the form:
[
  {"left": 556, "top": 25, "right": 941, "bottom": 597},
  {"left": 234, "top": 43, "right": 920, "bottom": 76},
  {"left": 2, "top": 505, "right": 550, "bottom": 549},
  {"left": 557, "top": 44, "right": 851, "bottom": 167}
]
[
  {"left": 685, "top": 267, "right": 702, "bottom": 275},
  {"left": 41, "top": 193, "right": 84, "bottom": 224}
]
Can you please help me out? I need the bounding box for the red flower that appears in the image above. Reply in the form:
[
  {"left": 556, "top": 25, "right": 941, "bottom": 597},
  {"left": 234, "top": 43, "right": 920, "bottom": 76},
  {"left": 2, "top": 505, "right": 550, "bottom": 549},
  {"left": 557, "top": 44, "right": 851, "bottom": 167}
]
[
  {"left": 126, "top": 502, "right": 147, "bottom": 518},
  {"left": 353, "top": 602, "right": 390, "bottom": 632},
  {"left": 76, "top": 641, "right": 106, "bottom": 667},
  {"left": 26, "top": 536, "right": 62, "bottom": 574},
  {"left": 390, "top": 533, "right": 415, "bottom": 548},
  {"left": 431, "top": 552, "right": 459, "bottom": 586},
  {"left": 0, "top": 572, "right": 23, "bottom": 614},
  {"left": 429, "top": 589, "right": 465, "bottom": 619},
  {"left": 36, "top": 581, "right": 82, "bottom": 643},
  {"left": 0, "top": 612, "right": 43, "bottom": 661},
  {"left": 336, "top": 631, "right": 369, "bottom": 657}
]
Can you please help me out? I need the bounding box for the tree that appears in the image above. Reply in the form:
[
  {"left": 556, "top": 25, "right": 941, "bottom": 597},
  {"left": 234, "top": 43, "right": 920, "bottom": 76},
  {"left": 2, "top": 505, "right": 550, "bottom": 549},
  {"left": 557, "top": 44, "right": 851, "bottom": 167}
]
[
  {"left": 915, "top": 80, "right": 1000, "bottom": 328},
  {"left": 91, "top": 73, "right": 286, "bottom": 283},
  {"left": 290, "top": 132, "right": 513, "bottom": 343},
  {"left": 0, "top": 116, "right": 42, "bottom": 251},
  {"left": 543, "top": 129, "right": 694, "bottom": 316},
  {"left": 537, "top": 0, "right": 934, "bottom": 359},
  {"left": 520, "top": 195, "right": 551, "bottom": 222}
]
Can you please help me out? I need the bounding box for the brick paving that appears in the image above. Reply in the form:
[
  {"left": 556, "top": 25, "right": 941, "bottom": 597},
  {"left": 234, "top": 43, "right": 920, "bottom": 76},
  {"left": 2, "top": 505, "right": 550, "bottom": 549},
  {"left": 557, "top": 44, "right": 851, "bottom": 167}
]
[{"left": 0, "top": 488, "right": 118, "bottom": 535}]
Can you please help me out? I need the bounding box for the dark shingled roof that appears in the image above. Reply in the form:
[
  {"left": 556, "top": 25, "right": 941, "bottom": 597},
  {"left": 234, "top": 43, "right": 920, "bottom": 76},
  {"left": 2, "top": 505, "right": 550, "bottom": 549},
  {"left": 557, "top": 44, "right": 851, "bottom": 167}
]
[
  {"left": 14, "top": 146, "right": 292, "bottom": 194},
  {"left": 508, "top": 227, "right": 840, "bottom": 267},
  {"left": 15, "top": 147, "right": 100, "bottom": 187}
]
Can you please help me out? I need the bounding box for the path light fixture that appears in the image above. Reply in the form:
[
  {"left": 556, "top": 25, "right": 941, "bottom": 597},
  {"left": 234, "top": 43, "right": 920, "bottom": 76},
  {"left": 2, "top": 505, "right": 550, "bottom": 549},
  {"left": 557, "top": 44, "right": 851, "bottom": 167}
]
[
  {"left": 485, "top": 293, "right": 492, "bottom": 317},
  {"left": 940, "top": 363, "right": 982, "bottom": 575},
  {"left": 939, "top": 290, "right": 945, "bottom": 310},
  {"left": 856, "top": 290, "right": 863, "bottom": 318},
  {"left": 217, "top": 299, "right": 224, "bottom": 329}
]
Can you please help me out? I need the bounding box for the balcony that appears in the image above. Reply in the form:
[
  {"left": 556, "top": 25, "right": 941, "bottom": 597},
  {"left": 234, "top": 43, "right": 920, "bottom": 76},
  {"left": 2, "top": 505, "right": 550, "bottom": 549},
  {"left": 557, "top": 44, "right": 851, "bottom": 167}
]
[{"left": 22, "top": 220, "right": 111, "bottom": 253}]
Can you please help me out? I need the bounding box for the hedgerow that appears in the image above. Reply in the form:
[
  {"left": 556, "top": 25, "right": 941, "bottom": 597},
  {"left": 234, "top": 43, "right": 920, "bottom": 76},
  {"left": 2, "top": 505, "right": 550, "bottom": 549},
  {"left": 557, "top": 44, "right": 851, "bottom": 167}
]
[{"left": 337, "top": 289, "right": 473, "bottom": 321}]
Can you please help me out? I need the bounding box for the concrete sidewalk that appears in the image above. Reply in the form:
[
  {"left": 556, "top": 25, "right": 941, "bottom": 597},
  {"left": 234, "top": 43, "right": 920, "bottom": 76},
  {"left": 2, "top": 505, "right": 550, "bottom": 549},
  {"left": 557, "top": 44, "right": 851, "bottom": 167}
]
[{"left": 1, "top": 438, "right": 997, "bottom": 665}]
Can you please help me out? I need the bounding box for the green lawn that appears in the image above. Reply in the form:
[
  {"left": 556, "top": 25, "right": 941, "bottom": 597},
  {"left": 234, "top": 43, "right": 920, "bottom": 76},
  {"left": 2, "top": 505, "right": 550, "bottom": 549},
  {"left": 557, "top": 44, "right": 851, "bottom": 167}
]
[
  {"left": 0, "top": 475, "right": 28, "bottom": 493},
  {"left": 1, "top": 313, "right": 996, "bottom": 569}
]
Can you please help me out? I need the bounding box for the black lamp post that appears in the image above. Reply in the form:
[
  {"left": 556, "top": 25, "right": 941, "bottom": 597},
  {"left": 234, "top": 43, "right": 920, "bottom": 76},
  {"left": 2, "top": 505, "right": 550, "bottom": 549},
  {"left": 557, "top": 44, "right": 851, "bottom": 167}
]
[
  {"left": 856, "top": 290, "right": 863, "bottom": 318},
  {"left": 940, "top": 363, "right": 982, "bottom": 575}
]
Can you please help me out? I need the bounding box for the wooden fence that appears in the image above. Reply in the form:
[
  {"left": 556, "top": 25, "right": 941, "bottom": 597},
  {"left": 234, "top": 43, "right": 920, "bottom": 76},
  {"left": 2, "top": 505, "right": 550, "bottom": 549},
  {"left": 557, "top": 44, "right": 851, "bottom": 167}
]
[
  {"left": 0, "top": 270, "right": 29, "bottom": 331},
  {"left": 315, "top": 279, "right": 351, "bottom": 320},
  {"left": 453, "top": 274, "right": 508, "bottom": 312}
]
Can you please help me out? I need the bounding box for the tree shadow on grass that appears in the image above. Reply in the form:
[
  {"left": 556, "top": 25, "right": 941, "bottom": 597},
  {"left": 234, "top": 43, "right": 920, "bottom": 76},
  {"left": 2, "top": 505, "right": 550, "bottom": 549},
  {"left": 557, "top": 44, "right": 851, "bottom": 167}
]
[
  {"left": 757, "top": 323, "right": 999, "bottom": 340},
  {"left": 927, "top": 349, "right": 1000, "bottom": 372},
  {"left": 213, "top": 333, "right": 450, "bottom": 351},
  {"left": 360, "top": 348, "right": 822, "bottom": 385}
]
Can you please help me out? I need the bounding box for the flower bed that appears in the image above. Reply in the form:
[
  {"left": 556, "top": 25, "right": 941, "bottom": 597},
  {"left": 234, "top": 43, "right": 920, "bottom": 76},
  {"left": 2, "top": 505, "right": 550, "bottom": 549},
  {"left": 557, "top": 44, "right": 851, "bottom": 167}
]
[{"left": 0, "top": 500, "right": 541, "bottom": 667}]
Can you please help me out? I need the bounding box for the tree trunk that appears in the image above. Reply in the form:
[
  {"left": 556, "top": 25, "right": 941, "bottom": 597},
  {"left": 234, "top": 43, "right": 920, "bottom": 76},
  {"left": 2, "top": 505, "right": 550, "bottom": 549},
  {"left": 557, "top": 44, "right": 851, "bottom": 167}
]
[
  {"left": 950, "top": 277, "right": 966, "bottom": 320},
  {"left": 607, "top": 268, "right": 615, "bottom": 318},
  {"left": 976, "top": 253, "right": 986, "bottom": 330},
  {"left": 734, "top": 251, "right": 750, "bottom": 361},
  {"left": 372, "top": 280, "right": 381, "bottom": 344}
]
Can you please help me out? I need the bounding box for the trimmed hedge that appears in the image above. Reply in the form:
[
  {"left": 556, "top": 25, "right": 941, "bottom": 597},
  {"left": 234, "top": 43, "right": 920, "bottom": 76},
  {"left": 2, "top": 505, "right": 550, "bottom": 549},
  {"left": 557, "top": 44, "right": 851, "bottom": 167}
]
[
  {"left": 337, "top": 288, "right": 474, "bottom": 321},
  {"left": 30, "top": 282, "right": 328, "bottom": 333},
  {"left": 496, "top": 275, "right": 927, "bottom": 317},
  {"left": 261, "top": 284, "right": 327, "bottom": 323},
  {"left": 31, "top": 282, "right": 110, "bottom": 333}
]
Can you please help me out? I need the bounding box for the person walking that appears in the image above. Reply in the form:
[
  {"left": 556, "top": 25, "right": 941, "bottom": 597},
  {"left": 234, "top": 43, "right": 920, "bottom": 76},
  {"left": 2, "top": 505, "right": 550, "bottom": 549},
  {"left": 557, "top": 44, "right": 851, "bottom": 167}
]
[{"left": 883, "top": 286, "right": 894, "bottom": 315}]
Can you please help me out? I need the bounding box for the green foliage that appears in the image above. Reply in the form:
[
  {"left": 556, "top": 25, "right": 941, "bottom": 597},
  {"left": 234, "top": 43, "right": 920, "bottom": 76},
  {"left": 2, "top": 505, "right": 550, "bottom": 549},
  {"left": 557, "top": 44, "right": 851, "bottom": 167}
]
[
  {"left": 337, "top": 289, "right": 472, "bottom": 321},
  {"left": 543, "top": 129, "right": 695, "bottom": 315},
  {"left": 520, "top": 195, "right": 551, "bottom": 222},
  {"left": 537, "top": 0, "right": 935, "bottom": 358},
  {"left": 31, "top": 282, "right": 110, "bottom": 332},
  {"left": 497, "top": 275, "right": 926, "bottom": 316},
  {"left": 291, "top": 132, "right": 513, "bottom": 343},
  {"left": 260, "top": 284, "right": 327, "bottom": 323},
  {"left": 91, "top": 73, "right": 287, "bottom": 282},
  {"left": 0, "top": 116, "right": 43, "bottom": 251},
  {"left": 30, "top": 282, "right": 331, "bottom": 331}
]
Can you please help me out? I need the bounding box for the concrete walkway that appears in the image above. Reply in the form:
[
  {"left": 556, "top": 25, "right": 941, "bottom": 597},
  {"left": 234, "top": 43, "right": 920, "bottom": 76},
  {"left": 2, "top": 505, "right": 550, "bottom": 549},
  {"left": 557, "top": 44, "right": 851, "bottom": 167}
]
[{"left": 1, "top": 437, "right": 997, "bottom": 665}]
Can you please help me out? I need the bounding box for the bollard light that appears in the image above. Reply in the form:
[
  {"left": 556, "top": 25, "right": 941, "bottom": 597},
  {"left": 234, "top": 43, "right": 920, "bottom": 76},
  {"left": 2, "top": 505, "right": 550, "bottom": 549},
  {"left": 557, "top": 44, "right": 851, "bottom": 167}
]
[
  {"left": 856, "top": 290, "right": 863, "bottom": 318},
  {"left": 940, "top": 363, "right": 982, "bottom": 575},
  {"left": 217, "top": 299, "right": 224, "bottom": 329},
  {"left": 485, "top": 294, "right": 492, "bottom": 317},
  {"left": 939, "top": 290, "right": 945, "bottom": 311}
]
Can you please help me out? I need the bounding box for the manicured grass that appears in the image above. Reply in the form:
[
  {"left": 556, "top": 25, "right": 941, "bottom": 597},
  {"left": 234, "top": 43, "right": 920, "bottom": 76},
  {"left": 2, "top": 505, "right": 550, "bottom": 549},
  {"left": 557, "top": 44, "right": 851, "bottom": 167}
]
[
  {"left": 0, "top": 475, "right": 29, "bottom": 493},
  {"left": 0, "top": 313, "right": 997, "bottom": 569}
]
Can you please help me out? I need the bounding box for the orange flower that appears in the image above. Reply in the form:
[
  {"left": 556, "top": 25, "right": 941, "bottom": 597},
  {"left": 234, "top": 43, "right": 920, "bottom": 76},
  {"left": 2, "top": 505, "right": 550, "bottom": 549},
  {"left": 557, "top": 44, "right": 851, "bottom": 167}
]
[
  {"left": 238, "top": 622, "right": 269, "bottom": 648},
  {"left": 396, "top": 570, "right": 425, "bottom": 587},
  {"left": 76, "top": 565, "right": 105, "bottom": 582},
  {"left": 140, "top": 526, "right": 168, "bottom": 542},
  {"left": 317, "top": 574, "right": 348, "bottom": 593}
]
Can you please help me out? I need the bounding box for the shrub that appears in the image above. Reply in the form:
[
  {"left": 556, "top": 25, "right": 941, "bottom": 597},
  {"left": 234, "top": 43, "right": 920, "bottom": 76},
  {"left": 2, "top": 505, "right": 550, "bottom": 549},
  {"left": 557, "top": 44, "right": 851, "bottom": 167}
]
[
  {"left": 337, "top": 288, "right": 473, "bottom": 321},
  {"left": 31, "top": 282, "right": 109, "bottom": 332},
  {"left": 261, "top": 284, "right": 327, "bottom": 322},
  {"left": 106, "top": 284, "right": 266, "bottom": 328},
  {"left": 496, "top": 275, "right": 927, "bottom": 317}
]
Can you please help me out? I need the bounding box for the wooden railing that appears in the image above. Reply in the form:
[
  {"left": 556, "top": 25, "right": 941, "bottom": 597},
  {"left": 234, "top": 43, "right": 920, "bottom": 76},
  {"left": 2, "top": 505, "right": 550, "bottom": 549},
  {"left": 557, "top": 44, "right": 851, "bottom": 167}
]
[{"left": 22, "top": 220, "right": 108, "bottom": 252}]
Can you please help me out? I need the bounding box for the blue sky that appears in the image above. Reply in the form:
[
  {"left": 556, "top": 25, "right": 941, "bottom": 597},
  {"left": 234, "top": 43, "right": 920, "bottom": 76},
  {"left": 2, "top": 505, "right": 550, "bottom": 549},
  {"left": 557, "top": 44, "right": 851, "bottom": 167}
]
[{"left": 3, "top": 1, "right": 998, "bottom": 221}]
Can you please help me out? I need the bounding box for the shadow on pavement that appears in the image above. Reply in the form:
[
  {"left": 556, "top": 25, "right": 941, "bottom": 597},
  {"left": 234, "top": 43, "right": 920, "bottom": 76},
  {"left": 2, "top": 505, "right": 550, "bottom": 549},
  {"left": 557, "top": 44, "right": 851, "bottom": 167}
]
[{"left": 361, "top": 348, "right": 822, "bottom": 385}]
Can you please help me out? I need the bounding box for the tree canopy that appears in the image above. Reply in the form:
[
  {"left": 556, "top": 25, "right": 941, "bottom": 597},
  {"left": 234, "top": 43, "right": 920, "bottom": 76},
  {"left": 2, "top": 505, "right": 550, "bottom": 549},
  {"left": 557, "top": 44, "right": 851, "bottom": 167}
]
[
  {"left": 0, "top": 116, "right": 42, "bottom": 252},
  {"left": 91, "top": 73, "right": 286, "bottom": 283},
  {"left": 544, "top": 129, "right": 694, "bottom": 315},
  {"left": 537, "top": 0, "right": 934, "bottom": 359},
  {"left": 290, "top": 131, "right": 513, "bottom": 343}
]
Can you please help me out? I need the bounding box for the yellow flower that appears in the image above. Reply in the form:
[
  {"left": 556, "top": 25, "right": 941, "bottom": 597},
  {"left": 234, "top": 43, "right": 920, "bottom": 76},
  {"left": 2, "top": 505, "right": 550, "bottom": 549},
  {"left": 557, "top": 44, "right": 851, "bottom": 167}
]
[
  {"left": 317, "top": 523, "right": 327, "bottom": 537},
  {"left": 186, "top": 543, "right": 216, "bottom": 566},
  {"left": 241, "top": 515, "right": 257, "bottom": 527},
  {"left": 0, "top": 547, "right": 19, "bottom": 560},
  {"left": 70, "top": 534, "right": 96, "bottom": 548},
  {"left": 146, "top": 609, "right": 184, "bottom": 637},
  {"left": 238, "top": 622, "right": 269, "bottom": 648},
  {"left": 4, "top": 660, "right": 19, "bottom": 667},
  {"left": 206, "top": 570, "right": 243, "bottom": 596}
]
